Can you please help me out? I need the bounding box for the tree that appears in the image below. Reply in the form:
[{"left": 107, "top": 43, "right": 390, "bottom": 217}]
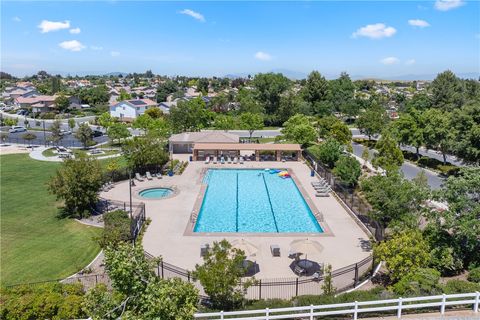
[
  {"left": 276, "top": 90, "right": 311, "bottom": 124},
  {"left": 75, "top": 123, "right": 93, "bottom": 149},
  {"left": 311, "top": 138, "right": 343, "bottom": 168},
  {"left": 357, "top": 104, "right": 388, "bottom": 140},
  {"left": 54, "top": 93, "right": 70, "bottom": 113},
  {"left": 214, "top": 114, "right": 236, "bottom": 131},
  {"left": 361, "top": 173, "right": 430, "bottom": 237},
  {"left": 330, "top": 72, "right": 355, "bottom": 114},
  {"left": 85, "top": 243, "right": 198, "bottom": 320},
  {"left": 330, "top": 121, "right": 352, "bottom": 145},
  {"left": 48, "top": 157, "right": 104, "bottom": 218},
  {"left": 392, "top": 268, "right": 441, "bottom": 296},
  {"left": 423, "top": 108, "right": 455, "bottom": 164},
  {"left": 118, "top": 89, "right": 131, "bottom": 101},
  {"left": 281, "top": 114, "right": 317, "bottom": 146},
  {"left": 144, "top": 107, "right": 163, "bottom": 119},
  {"left": 122, "top": 137, "right": 169, "bottom": 171},
  {"left": 252, "top": 73, "right": 291, "bottom": 116},
  {"left": 156, "top": 80, "right": 178, "bottom": 102},
  {"left": 450, "top": 102, "right": 480, "bottom": 165},
  {"left": 391, "top": 110, "right": 424, "bottom": 157},
  {"left": 321, "top": 264, "right": 335, "bottom": 295},
  {"left": 21, "top": 132, "right": 36, "bottom": 146},
  {"left": 193, "top": 240, "right": 249, "bottom": 310},
  {"left": 49, "top": 120, "right": 64, "bottom": 146},
  {"left": 361, "top": 148, "right": 370, "bottom": 168},
  {"left": 239, "top": 112, "right": 264, "bottom": 139},
  {"left": 236, "top": 88, "right": 264, "bottom": 114},
  {"left": 374, "top": 230, "right": 430, "bottom": 282},
  {"left": 97, "top": 112, "right": 114, "bottom": 129},
  {"left": 169, "top": 97, "right": 212, "bottom": 133},
  {"left": 333, "top": 155, "right": 362, "bottom": 187},
  {"left": 302, "top": 71, "right": 330, "bottom": 116},
  {"left": 197, "top": 78, "right": 209, "bottom": 94},
  {"left": 107, "top": 123, "right": 130, "bottom": 144},
  {"left": 68, "top": 118, "right": 76, "bottom": 131},
  {"left": 373, "top": 131, "right": 404, "bottom": 172},
  {"left": 430, "top": 70, "right": 465, "bottom": 110}
]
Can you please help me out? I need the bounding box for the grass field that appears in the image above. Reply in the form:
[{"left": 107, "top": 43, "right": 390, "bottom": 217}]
[{"left": 0, "top": 154, "right": 102, "bottom": 285}]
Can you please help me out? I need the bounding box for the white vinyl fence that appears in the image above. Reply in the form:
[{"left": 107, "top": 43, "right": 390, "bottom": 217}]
[{"left": 195, "top": 292, "right": 480, "bottom": 320}]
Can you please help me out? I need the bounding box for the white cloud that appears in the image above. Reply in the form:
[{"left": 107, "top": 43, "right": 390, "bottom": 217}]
[
  {"left": 110, "top": 51, "right": 120, "bottom": 57},
  {"left": 434, "top": 0, "right": 465, "bottom": 11},
  {"left": 254, "top": 51, "right": 272, "bottom": 61},
  {"left": 69, "top": 27, "right": 81, "bottom": 34},
  {"left": 12, "top": 16, "right": 21, "bottom": 22},
  {"left": 179, "top": 9, "right": 205, "bottom": 22},
  {"left": 352, "top": 23, "right": 396, "bottom": 39},
  {"left": 90, "top": 45, "right": 103, "bottom": 51},
  {"left": 380, "top": 57, "right": 400, "bottom": 65},
  {"left": 38, "top": 20, "right": 70, "bottom": 33},
  {"left": 405, "top": 59, "right": 416, "bottom": 65},
  {"left": 408, "top": 19, "right": 430, "bottom": 27},
  {"left": 59, "top": 40, "right": 85, "bottom": 52}
]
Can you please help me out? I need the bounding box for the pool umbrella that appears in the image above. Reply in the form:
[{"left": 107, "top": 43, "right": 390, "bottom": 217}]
[
  {"left": 290, "top": 238, "right": 323, "bottom": 260},
  {"left": 232, "top": 239, "right": 258, "bottom": 257}
]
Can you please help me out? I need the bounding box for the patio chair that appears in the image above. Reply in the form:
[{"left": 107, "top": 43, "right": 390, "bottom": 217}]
[
  {"left": 212, "top": 156, "right": 217, "bottom": 164},
  {"left": 294, "top": 264, "right": 306, "bottom": 276},
  {"left": 239, "top": 156, "right": 244, "bottom": 164},
  {"left": 146, "top": 172, "right": 153, "bottom": 180},
  {"left": 270, "top": 244, "right": 280, "bottom": 257},
  {"left": 227, "top": 156, "right": 232, "bottom": 164},
  {"left": 200, "top": 244, "right": 210, "bottom": 257},
  {"left": 314, "top": 186, "right": 330, "bottom": 192},
  {"left": 316, "top": 192, "right": 330, "bottom": 197},
  {"left": 220, "top": 156, "right": 225, "bottom": 164},
  {"left": 156, "top": 172, "right": 163, "bottom": 179},
  {"left": 233, "top": 157, "right": 238, "bottom": 164},
  {"left": 205, "top": 156, "right": 210, "bottom": 164},
  {"left": 135, "top": 173, "right": 144, "bottom": 182}
]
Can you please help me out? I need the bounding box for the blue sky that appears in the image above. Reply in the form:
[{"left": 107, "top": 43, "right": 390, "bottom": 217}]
[{"left": 1, "top": 1, "right": 479, "bottom": 78}]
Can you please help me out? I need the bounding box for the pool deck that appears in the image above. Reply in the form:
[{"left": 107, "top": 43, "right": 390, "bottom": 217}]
[{"left": 101, "top": 158, "right": 371, "bottom": 279}]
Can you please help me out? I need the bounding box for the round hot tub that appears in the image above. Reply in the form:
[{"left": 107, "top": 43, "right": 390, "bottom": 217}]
[{"left": 138, "top": 187, "right": 174, "bottom": 199}]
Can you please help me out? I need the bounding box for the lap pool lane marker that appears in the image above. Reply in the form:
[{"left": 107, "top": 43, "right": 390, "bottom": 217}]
[
  {"left": 261, "top": 173, "right": 280, "bottom": 233},
  {"left": 236, "top": 172, "right": 239, "bottom": 232}
]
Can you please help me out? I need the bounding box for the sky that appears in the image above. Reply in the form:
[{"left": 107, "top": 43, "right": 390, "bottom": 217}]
[{"left": 1, "top": 1, "right": 479, "bottom": 79}]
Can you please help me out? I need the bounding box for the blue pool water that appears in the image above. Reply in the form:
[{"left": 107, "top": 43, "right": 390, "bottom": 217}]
[
  {"left": 139, "top": 188, "right": 173, "bottom": 199},
  {"left": 194, "top": 169, "right": 323, "bottom": 233}
]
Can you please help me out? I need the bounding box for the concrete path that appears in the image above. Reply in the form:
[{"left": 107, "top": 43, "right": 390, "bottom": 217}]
[{"left": 29, "top": 146, "right": 121, "bottom": 162}]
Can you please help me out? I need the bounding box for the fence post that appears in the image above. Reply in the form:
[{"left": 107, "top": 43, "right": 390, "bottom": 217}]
[
  {"left": 295, "top": 278, "right": 299, "bottom": 297},
  {"left": 259, "top": 280, "right": 262, "bottom": 300},
  {"left": 441, "top": 294, "right": 446, "bottom": 314},
  {"left": 220, "top": 311, "right": 224, "bottom": 320},
  {"left": 187, "top": 271, "right": 190, "bottom": 282},
  {"left": 397, "top": 297, "right": 402, "bottom": 319},
  {"left": 265, "top": 308, "right": 270, "bottom": 320},
  {"left": 157, "top": 262, "right": 160, "bottom": 278},
  {"left": 161, "top": 261, "right": 164, "bottom": 279},
  {"left": 474, "top": 291, "right": 479, "bottom": 313},
  {"left": 353, "top": 301, "right": 358, "bottom": 320},
  {"left": 95, "top": 274, "right": 98, "bottom": 285},
  {"left": 371, "top": 257, "right": 376, "bottom": 277},
  {"left": 310, "top": 304, "right": 314, "bottom": 320},
  {"left": 354, "top": 263, "right": 359, "bottom": 287}
]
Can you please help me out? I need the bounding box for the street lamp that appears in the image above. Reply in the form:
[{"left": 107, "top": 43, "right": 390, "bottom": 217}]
[
  {"left": 128, "top": 170, "right": 135, "bottom": 217},
  {"left": 42, "top": 120, "right": 47, "bottom": 147}
]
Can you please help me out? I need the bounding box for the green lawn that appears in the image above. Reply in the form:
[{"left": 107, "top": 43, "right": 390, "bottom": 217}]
[{"left": 0, "top": 154, "right": 102, "bottom": 286}]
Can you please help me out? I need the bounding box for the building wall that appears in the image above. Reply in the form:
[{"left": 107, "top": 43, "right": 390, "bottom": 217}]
[{"left": 110, "top": 102, "right": 138, "bottom": 119}]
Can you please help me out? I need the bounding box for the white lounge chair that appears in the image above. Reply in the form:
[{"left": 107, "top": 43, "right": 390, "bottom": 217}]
[
  {"left": 200, "top": 244, "right": 210, "bottom": 257},
  {"left": 213, "top": 157, "right": 217, "bottom": 164},
  {"left": 316, "top": 192, "right": 330, "bottom": 197},
  {"left": 156, "top": 172, "right": 163, "bottom": 179},
  {"left": 270, "top": 244, "right": 280, "bottom": 257},
  {"left": 220, "top": 156, "right": 225, "bottom": 164},
  {"left": 239, "top": 156, "right": 244, "bottom": 164},
  {"left": 205, "top": 156, "right": 210, "bottom": 164},
  {"left": 233, "top": 157, "right": 238, "bottom": 164},
  {"left": 146, "top": 172, "right": 153, "bottom": 180},
  {"left": 135, "top": 173, "right": 144, "bottom": 182},
  {"left": 227, "top": 156, "right": 232, "bottom": 164}
]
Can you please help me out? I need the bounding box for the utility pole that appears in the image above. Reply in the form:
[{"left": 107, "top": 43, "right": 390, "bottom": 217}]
[{"left": 43, "top": 120, "right": 47, "bottom": 147}]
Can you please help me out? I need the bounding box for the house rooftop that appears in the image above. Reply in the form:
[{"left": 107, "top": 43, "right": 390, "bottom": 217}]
[{"left": 169, "top": 131, "right": 240, "bottom": 144}]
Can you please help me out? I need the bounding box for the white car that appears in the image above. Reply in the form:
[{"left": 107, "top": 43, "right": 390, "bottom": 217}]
[{"left": 8, "top": 126, "right": 27, "bottom": 133}]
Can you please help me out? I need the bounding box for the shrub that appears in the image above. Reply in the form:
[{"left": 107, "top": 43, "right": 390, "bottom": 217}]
[
  {"left": 333, "top": 155, "right": 362, "bottom": 187},
  {"left": 98, "top": 210, "right": 132, "bottom": 247},
  {"left": 392, "top": 268, "right": 441, "bottom": 296},
  {"left": 244, "top": 299, "right": 293, "bottom": 310},
  {"left": 0, "top": 283, "right": 86, "bottom": 320},
  {"left": 467, "top": 267, "right": 480, "bottom": 283},
  {"left": 308, "top": 138, "right": 343, "bottom": 168},
  {"left": 441, "top": 279, "right": 480, "bottom": 294}
]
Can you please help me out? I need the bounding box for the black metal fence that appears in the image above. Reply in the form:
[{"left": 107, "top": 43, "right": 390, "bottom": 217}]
[
  {"left": 2, "top": 136, "right": 86, "bottom": 148},
  {"left": 302, "top": 150, "right": 384, "bottom": 241}
]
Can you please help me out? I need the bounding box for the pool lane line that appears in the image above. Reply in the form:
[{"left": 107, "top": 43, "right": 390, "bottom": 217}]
[
  {"left": 260, "top": 173, "right": 279, "bottom": 233},
  {"left": 236, "top": 172, "right": 239, "bottom": 232}
]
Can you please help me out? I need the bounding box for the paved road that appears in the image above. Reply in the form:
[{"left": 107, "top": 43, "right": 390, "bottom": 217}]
[
  {"left": 350, "top": 128, "right": 464, "bottom": 167},
  {"left": 221, "top": 129, "right": 282, "bottom": 138},
  {"left": 351, "top": 142, "right": 444, "bottom": 190}
]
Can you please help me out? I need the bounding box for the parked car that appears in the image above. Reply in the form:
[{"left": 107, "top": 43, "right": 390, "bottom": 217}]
[
  {"left": 16, "top": 109, "right": 27, "bottom": 116},
  {"left": 59, "top": 129, "right": 72, "bottom": 136},
  {"left": 9, "top": 126, "right": 27, "bottom": 133},
  {"left": 92, "top": 130, "right": 103, "bottom": 137}
]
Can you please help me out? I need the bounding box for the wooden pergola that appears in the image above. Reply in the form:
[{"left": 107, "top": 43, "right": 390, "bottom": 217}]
[{"left": 192, "top": 143, "right": 302, "bottom": 161}]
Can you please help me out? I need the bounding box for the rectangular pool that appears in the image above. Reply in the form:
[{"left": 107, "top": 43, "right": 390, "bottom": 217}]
[{"left": 194, "top": 169, "right": 323, "bottom": 233}]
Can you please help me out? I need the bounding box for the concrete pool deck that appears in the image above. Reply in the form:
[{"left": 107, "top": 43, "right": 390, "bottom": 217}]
[{"left": 101, "top": 159, "right": 371, "bottom": 279}]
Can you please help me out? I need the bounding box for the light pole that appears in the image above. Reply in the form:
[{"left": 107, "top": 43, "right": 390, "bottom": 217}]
[
  {"left": 128, "top": 170, "right": 134, "bottom": 217},
  {"left": 42, "top": 120, "right": 47, "bottom": 147}
]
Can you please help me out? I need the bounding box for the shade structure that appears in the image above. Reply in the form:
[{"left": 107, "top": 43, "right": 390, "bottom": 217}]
[
  {"left": 232, "top": 239, "right": 258, "bottom": 257},
  {"left": 290, "top": 239, "right": 323, "bottom": 259}
]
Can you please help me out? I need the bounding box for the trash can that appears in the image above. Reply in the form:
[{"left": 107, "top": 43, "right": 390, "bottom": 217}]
[
  {"left": 189, "top": 156, "right": 193, "bottom": 162},
  {"left": 310, "top": 169, "right": 315, "bottom": 177}
]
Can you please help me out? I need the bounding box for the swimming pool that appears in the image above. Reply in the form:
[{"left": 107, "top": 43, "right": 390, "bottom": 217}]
[
  {"left": 194, "top": 169, "right": 323, "bottom": 233},
  {"left": 139, "top": 188, "right": 174, "bottom": 199}
]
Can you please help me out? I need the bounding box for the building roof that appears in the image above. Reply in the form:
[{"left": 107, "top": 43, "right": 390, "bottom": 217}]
[
  {"left": 16, "top": 95, "right": 56, "bottom": 104},
  {"left": 169, "top": 131, "right": 240, "bottom": 144},
  {"left": 193, "top": 143, "right": 301, "bottom": 151},
  {"left": 114, "top": 99, "right": 157, "bottom": 108}
]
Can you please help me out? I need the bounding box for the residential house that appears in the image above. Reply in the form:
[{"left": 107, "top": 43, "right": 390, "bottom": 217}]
[
  {"left": 109, "top": 98, "right": 157, "bottom": 121},
  {"left": 15, "top": 95, "right": 56, "bottom": 113}
]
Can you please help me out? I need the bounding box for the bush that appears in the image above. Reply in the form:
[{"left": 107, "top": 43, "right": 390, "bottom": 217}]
[
  {"left": 39, "top": 112, "right": 57, "bottom": 119},
  {"left": 244, "top": 299, "right": 293, "bottom": 310},
  {"left": 295, "top": 287, "right": 389, "bottom": 306},
  {"left": 467, "top": 267, "right": 480, "bottom": 283},
  {"left": 441, "top": 279, "right": 480, "bottom": 294},
  {"left": 392, "top": 268, "right": 441, "bottom": 296},
  {"left": 0, "top": 283, "right": 86, "bottom": 320},
  {"left": 98, "top": 210, "right": 132, "bottom": 247},
  {"left": 333, "top": 155, "right": 362, "bottom": 187}
]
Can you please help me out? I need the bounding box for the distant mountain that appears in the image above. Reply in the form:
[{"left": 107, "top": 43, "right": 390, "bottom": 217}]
[
  {"left": 351, "top": 73, "right": 480, "bottom": 81},
  {"left": 269, "top": 69, "right": 308, "bottom": 80}
]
